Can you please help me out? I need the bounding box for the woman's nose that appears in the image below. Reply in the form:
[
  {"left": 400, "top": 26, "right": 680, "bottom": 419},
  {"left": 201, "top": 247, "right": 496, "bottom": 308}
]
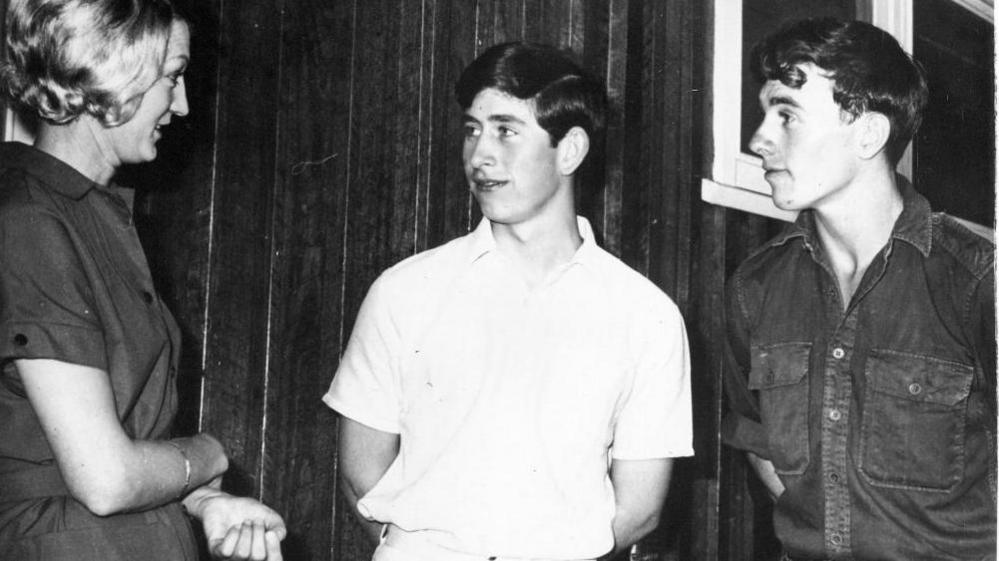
[{"left": 171, "top": 77, "right": 189, "bottom": 117}]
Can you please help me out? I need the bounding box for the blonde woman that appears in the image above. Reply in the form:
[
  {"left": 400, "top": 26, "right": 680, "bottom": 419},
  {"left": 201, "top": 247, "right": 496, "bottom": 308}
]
[{"left": 0, "top": 1, "right": 285, "bottom": 559}]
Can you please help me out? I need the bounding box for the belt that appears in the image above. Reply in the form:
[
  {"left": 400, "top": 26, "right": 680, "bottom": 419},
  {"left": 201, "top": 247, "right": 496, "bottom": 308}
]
[
  {"left": 0, "top": 464, "right": 70, "bottom": 502},
  {"left": 380, "top": 525, "right": 594, "bottom": 561}
]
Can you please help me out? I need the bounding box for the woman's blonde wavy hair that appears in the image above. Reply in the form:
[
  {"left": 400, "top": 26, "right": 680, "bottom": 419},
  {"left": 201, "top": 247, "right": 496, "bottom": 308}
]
[{"left": 1, "top": 0, "right": 177, "bottom": 127}]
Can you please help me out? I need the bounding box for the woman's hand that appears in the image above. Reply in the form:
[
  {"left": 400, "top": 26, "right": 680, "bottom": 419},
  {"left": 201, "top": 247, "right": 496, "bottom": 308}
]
[
  {"left": 209, "top": 517, "right": 284, "bottom": 561},
  {"left": 185, "top": 486, "right": 287, "bottom": 560}
]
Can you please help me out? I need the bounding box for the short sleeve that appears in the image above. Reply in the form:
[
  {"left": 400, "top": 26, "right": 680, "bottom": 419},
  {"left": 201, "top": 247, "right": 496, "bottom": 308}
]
[
  {"left": 611, "top": 298, "right": 693, "bottom": 460},
  {"left": 0, "top": 203, "right": 106, "bottom": 369},
  {"left": 323, "top": 276, "right": 403, "bottom": 434}
]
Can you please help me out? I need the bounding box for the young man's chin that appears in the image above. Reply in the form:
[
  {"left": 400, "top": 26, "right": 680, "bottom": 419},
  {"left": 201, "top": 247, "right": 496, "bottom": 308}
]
[
  {"left": 767, "top": 183, "right": 803, "bottom": 212},
  {"left": 476, "top": 199, "right": 512, "bottom": 221},
  {"left": 771, "top": 199, "right": 805, "bottom": 212}
]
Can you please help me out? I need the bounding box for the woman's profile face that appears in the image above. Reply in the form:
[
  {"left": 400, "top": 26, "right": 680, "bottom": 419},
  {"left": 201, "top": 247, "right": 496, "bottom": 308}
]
[{"left": 103, "top": 19, "right": 191, "bottom": 166}]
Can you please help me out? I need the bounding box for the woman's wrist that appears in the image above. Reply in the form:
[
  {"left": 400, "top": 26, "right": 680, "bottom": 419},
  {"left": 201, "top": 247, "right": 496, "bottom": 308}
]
[
  {"left": 181, "top": 484, "right": 228, "bottom": 519},
  {"left": 168, "top": 434, "right": 228, "bottom": 490},
  {"left": 165, "top": 440, "right": 192, "bottom": 499}
]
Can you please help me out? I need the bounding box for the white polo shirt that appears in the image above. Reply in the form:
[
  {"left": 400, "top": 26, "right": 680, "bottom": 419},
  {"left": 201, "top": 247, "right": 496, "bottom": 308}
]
[{"left": 324, "top": 217, "right": 693, "bottom": 560}]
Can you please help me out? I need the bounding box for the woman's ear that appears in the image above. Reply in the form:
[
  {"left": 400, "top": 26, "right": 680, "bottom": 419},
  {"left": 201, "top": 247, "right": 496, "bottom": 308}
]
[
  {"left": 856, "top": 111, "right": 891, "bottom": 160},
  {"left": 556, "top": 126, "right": 590, "bottom": 175}
]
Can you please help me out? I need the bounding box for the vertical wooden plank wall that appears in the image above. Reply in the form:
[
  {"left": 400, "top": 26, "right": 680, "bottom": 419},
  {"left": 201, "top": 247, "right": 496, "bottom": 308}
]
[{"left": 130, "top": 1, "right": 764, "bottom": 560}]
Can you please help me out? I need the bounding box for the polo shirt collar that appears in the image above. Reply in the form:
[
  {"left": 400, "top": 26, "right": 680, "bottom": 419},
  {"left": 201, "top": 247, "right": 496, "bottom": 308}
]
[
  {"left": 468, "top": 217, "right": 496, "bottom": 261},
  {"left": 568, "top": 216, "right": 602, "bottom": 268},
  {"left": 770, "top": 175, "right": 933, "bottom": 258},
  {"left": 467, "top": 216, "right": 601, "bottom": 267}
]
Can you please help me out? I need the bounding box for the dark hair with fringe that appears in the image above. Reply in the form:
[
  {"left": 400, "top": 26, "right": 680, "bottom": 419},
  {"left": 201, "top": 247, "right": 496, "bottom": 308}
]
[
  {"left": 1, "top": 0, "right": 180, "bottom": 126},
  {"left": 751, "top": 18, "right": 928, "bottom": 165},
  {"left": 455, "top": 41, "right": 607, "bottom": 153}
]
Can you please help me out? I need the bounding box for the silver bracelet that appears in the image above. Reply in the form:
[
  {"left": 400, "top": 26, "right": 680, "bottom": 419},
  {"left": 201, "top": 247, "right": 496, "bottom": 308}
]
[{"left": 166, "top": 440, "right": 192, "bottom": 499}]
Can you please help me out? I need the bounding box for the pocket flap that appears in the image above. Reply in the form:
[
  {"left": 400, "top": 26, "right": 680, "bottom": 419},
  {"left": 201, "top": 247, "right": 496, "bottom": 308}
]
[
  {"left": 866, "top": 350, "right": 973, "bottom": 406},
  {"left": 748, "top": 342, "right": 811, "bottom": 390}
]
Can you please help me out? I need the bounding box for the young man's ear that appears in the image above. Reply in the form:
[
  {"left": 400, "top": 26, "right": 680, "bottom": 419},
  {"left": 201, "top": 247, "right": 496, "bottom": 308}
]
[
  {"left": 856, "top": 111, "right": 891, "bottom": 161},
  {"left": 556, "top": 126, "right": 590, "bottom": 176}
]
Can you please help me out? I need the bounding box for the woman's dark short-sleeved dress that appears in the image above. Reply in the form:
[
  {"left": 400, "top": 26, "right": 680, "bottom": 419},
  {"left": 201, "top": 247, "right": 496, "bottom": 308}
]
[{"left": 0, "top": 142, "right": 198, "bottom": 560}]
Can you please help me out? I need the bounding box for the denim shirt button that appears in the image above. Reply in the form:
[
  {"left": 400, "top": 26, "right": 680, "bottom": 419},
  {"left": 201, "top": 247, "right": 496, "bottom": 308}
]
[
  {"left": 830, "top": 532, "right": 843, "bottom": 545},
  {"left": 832, "top": 347, "right": 845, "bottom": 359},
  {"left": 829, "top": 472, "right": 840, "bottom": 483},
  {"left": 908, "top": 382, "right": 922, "bottom": 395},
  {"left": 828, "top": 409, "right": 842, "bottom": 421}
]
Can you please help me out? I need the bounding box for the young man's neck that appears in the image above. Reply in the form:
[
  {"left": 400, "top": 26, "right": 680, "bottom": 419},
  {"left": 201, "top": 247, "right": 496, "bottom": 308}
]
[
  {"left": 812, "top": 163, "right": 904, "bottom": 306},
  {"left": 490, "top": 208, "right": 583, "bottom": 289}
]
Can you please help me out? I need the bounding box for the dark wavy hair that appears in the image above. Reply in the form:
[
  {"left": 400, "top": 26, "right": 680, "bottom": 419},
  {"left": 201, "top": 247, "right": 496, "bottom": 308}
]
[
  {"left": 1, "top": 0, "right": 180, "bottom": 126},
  {"left": 455, "top": 41, "right": 607, "bottom": 153},
  {"left": 751, "top": 18, "right": 928, "bottom": 165}
]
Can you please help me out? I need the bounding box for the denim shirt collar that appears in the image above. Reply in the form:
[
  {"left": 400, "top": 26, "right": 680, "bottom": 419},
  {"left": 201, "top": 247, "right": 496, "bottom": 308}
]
[{"left": 769, "top": 175, "right": 933, "bottom": 258}]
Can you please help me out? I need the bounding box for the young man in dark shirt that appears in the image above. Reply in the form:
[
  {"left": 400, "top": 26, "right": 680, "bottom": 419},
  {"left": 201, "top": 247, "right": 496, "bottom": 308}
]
[{"left": 722, "top": 18, "right": 996, "bottom": 561}]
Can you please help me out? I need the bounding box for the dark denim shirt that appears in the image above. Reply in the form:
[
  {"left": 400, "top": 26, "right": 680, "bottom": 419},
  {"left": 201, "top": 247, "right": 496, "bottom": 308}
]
[{"left": 722, "top": 180, "right": 996, "bottom": 561}]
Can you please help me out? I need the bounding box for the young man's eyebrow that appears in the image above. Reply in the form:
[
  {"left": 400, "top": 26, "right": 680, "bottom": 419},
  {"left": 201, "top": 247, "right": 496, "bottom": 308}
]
[
  {"left": 461, "top": 113, "right": 528, "bottom": 126},
  {"left": 764, "top": 94, "right": 802, "bottom": 109},
  {"left": 487, "top": 114, "right": 527, "bottom": 125}
]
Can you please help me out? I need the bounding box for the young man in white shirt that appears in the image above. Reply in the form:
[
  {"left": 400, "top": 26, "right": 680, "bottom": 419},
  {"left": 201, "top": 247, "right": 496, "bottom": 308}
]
[{"left": 325, "top": 41, "right": 693, "bottom": 561}]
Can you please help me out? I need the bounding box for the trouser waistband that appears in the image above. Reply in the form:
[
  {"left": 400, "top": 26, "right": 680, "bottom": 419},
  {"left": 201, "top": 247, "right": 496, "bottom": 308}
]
[
  {"left": 378, "top": 525, "right": 594, "bottom": 561},
  {"left": 780, "top": 553, "right": 849, "bottom": 561}
]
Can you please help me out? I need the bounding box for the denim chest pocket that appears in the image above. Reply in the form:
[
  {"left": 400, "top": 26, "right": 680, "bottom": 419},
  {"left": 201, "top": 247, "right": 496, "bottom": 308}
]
[
  {"left": 860, "top": 349, "right": 973, "bottom": 491},
  {"left": 748, "top": 342, "right": 811, "bottom": 475}
]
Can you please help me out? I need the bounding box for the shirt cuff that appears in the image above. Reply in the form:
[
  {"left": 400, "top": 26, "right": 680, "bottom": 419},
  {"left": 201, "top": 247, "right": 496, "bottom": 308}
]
[
  {"left": 721, "top": 411, "right": 770, "bottom": 459},
  {"left": 0, "top": 321, "right": 106, "bottom": 370},
  {"left": 322, "top": 392, "right": 401, "bottom": 435}
]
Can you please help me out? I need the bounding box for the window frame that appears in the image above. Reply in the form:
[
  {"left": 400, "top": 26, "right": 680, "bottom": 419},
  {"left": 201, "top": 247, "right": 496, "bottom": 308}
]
[
  {"left": 3, "top": 109, "right": 32, "bottom": 143},
  {"left": 699, "top": 0, "right": 994, "bottom": 221}
]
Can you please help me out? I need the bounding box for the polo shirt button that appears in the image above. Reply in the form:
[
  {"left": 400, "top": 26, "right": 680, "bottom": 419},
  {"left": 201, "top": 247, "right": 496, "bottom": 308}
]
[
  {"left": 830, "top": 532, "right": 843, "bottom": 545},
  {"left": 142, "top": 291, "right": 154, "bottom": 304},
  {"left": 831, "top": 347, "right": 845, "bottom": 359},
  {"left": 829, "top": 471, "right": 840, "bottom": 483},
  {"left": 908, "top": 382, "right": 922, "bottom": 395},
  {"left": 13, "top": 334, "right": 27, "bottom": 346},
  {"left": 828, "top": 409, "right": 842, "bottom": 421}
]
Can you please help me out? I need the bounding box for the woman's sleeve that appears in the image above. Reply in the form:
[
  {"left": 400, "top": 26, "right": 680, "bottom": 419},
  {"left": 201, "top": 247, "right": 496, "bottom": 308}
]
[{"left": 0, "top": 203, "right": 106, "bottom": 370}]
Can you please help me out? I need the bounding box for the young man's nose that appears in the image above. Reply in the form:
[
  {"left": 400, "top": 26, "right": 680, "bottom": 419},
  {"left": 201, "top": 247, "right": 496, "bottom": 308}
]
[
  {"left": 749, "top": 123, "right": 774, "bottom": 158},
  {"left": 467, "top": 135, "right": 496, "bottom": 168}
]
